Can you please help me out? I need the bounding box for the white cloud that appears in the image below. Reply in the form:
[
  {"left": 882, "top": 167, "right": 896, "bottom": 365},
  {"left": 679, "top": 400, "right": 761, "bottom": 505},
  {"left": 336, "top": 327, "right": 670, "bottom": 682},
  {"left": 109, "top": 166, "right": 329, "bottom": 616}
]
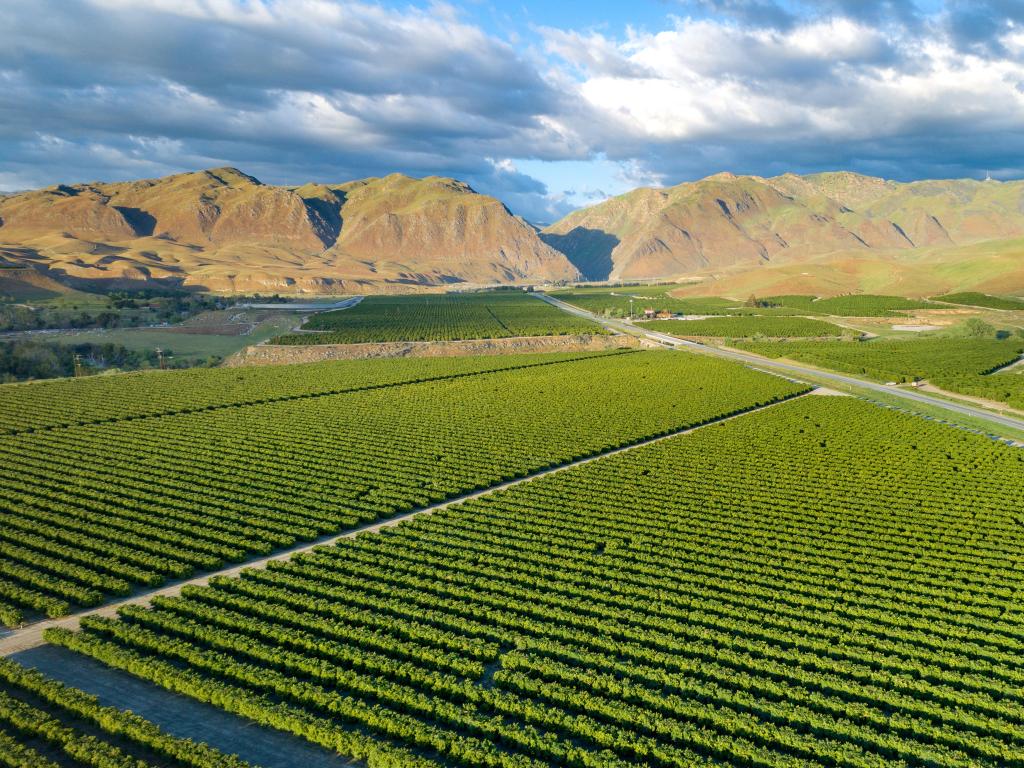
[
  {"left": 2, "top": 0, "right": 1024, "bottom": 217},
  {"left": 556, "top": 12, "right": 1024, "bottom": 151}
]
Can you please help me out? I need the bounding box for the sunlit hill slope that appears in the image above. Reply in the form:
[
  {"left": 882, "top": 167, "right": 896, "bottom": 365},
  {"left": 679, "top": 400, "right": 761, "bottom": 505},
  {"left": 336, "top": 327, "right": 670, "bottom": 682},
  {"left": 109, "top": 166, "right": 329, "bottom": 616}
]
[
  {"left": 542, "top": 171, "right": 1024, "bottom": 295},
  {"left": 0, "top": 168, "right": 581, "bottom": 293}
]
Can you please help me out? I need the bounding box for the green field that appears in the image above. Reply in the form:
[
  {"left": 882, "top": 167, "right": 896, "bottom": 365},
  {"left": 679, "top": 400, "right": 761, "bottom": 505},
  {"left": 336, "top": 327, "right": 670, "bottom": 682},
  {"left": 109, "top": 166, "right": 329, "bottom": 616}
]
[
  {"left": 551, "top": 290, "right": 757, "bottom": 317},
  {"left": 643, "top": 316, "right": 849, "bottom": 338},
  {"left": 736, "top": 337, "right": 1024, "bottom": 408},
  {"left": 930, "top": 367, "right": 1024, "bottom": 410},
  {"left": 273, "top": 293, "right": 601, "bottom": 344},
  {"left": 30, "top": 313, "right": 296, "bottom": 364},
  {"left": 0, "top": 658, "right": 250, "bottom": 767},
  {"left": 5, "top": 291, "right": 1024, "bottom": 768},
  {"left": 554, "top": 289, "right": 939, "bottom": 318},
  {"left": 932, "top": 292, "right": 1024, "bottom": 310},
  {"left": 764, "top": 294, "right": 935, "bottom": 316},
  {"left": 0, "top": 350, "right": 803, "bottom": 625},
  {"left": 0, "top": 351, "right": 614, "bottom": 433},
  {"left": 44, "top": 395, "right": 1024, "bottom": 767}
]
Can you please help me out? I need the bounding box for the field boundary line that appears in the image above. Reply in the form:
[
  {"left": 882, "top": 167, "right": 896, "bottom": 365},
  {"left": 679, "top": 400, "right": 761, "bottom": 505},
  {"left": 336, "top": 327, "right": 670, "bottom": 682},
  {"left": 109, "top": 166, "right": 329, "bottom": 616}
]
[
  {"left": 3, "top": 349, "right": 636, "bottom": 437},
  {"left": 0, "top": 389, "right": 810, "bottom": 656}
]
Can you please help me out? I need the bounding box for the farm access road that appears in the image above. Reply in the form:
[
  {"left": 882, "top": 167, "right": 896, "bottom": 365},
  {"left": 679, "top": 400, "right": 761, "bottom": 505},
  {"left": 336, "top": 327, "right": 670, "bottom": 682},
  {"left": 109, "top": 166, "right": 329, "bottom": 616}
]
[
  {"left": 0, "top": 391, "right": 809, "bottom": 657},
  {"left": 536, "top": 292, "right": 1024, "bottom": 436}
]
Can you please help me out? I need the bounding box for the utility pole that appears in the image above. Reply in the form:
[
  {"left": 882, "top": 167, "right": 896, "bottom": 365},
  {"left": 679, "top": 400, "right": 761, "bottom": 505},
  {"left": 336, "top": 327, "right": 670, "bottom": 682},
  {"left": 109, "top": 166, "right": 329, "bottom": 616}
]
[
  {"left": 156, "top": 347, "right": 165, "bottom": 370},
  {"left": 73, "top": 354, "right": 83, "bottom": 378},
  {"left": 629, "top": 299, "right": 634, "bottom": 321}
]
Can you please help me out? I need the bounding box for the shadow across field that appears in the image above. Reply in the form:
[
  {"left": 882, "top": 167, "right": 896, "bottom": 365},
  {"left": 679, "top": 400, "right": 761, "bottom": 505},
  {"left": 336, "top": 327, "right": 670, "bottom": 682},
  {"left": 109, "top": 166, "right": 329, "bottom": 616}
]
[{"left": 12, "top": 645, "right": 352, "bottom": 768}]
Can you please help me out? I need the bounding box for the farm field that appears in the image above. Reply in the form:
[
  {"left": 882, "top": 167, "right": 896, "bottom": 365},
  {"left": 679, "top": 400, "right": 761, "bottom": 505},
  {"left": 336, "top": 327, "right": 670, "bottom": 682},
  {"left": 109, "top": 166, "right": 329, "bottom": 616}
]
[
  {"left": 553, "top": 290, "right": 941, "bottom": 319},
  {"left": 642, "top": 316, "right": 849, "bottom": 338},
  {"left": 272, "top": 293, "right": 601, "bottom": 344},
  {"left": 42, "top": 395, "right": 1024, "bottom": 768},
  {"left": 932, "top": 292, "right": 1024, "bottom": 311},
  {"left": 0, "top": 657, "right": 251, "bottom": 767},
  {"left": 0, "top": 350, "right": 804, "bottom": 626},
  {"left": 736, "top": 337, "right": 1024, "bottom": 409},
  {"left": 550, "top": 289, "right": 744, "bottom": 317},
  {"left": 764, "top": 294, "right": 935, "bottom": 316},
  {"left": 19, "top": 311, "right": 297, "bottom": 364},
  {"left": 0, "top": 350, "right": 620, "bottom": 434},
  {"left": 929, "top": 367, "right": 1024, "bottom": 411}
]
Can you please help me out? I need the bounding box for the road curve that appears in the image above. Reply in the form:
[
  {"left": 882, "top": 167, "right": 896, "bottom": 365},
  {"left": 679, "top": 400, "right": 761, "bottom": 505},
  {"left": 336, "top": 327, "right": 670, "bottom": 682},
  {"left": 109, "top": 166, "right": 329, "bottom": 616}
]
[
  {"left": 537, "top": 292, "right": 1024, "bottom": 435},
  {"left": 0, "top": 393, "right": 806, "bottom": 657}
]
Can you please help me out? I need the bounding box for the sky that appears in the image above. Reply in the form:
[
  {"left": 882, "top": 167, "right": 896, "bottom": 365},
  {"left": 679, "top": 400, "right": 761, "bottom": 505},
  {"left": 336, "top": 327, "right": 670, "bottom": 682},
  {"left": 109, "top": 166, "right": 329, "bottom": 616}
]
[{"left": 2, "top": 1, "right": 1024, "bottom": 223}]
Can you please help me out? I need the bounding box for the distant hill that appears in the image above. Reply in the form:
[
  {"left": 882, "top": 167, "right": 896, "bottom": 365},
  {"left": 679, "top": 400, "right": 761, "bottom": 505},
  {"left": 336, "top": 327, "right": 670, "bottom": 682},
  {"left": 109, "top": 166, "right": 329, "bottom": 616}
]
[
  {"left": 0, "top": 168, "right": 580, "bottom": 293},
  {"left": 542, "top": 172, "right": 1024, "bottom": 296}
]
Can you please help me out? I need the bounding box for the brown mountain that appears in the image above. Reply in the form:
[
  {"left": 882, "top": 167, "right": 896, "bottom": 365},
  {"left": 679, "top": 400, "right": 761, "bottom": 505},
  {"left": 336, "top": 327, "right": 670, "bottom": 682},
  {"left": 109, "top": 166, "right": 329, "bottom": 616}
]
[
  {"left": 0, "top": 168, "right": 580, "bottom": 293},
  {"left": 542, "top": 172, "right": 1024, "bottom": 295}
]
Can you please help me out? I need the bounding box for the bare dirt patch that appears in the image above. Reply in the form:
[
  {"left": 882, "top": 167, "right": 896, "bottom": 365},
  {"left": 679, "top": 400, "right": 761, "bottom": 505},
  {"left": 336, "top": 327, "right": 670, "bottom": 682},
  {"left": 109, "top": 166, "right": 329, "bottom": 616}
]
[
  {"left": 809, "top": 387, "right": 851, "bottom": 396},
  {"left": 225, "top": 333, "right": 649, "bottom": 367}
]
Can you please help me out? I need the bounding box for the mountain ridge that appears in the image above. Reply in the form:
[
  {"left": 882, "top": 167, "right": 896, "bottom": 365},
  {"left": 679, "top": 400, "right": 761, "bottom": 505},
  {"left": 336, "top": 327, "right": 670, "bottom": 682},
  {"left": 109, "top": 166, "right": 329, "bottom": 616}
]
[
  {"left": 0, "top": 168, "right": 580, "bottom": 293},
  {"left": 540, "top": 171, "right": 1024, "bottom": 294},
  {"left": 3, "top": 167, "right": 1023, "bottom": 296}
]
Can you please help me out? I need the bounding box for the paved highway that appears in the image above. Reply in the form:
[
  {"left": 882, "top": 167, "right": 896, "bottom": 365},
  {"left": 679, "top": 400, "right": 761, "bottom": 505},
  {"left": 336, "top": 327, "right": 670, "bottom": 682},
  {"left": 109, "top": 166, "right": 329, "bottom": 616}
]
[{"left": 536, "top": 292, "right": 1024, "bottom": 435}]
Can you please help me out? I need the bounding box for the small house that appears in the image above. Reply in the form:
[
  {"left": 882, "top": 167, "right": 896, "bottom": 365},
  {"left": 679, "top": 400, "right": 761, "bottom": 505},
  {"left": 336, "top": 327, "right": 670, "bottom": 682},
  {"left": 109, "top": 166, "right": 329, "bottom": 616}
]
[
  {"left": 656, "top": 310, "right": 674, "bottom": 319},
  {"left": 643, "top": 308, "right": 656, "bottom": 319}
]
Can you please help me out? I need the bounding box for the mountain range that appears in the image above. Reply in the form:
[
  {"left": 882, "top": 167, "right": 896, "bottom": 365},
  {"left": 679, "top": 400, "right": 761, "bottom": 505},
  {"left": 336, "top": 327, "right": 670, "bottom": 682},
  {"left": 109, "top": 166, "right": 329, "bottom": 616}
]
[
  {"left": 0, "top": 168, "right": 578, "bottom": 293},
  {"left": 2, "top": 167, "right": 1023, "bottom": 296},
  {"left": 542, "top": 171, "right": 1024, "bottom": 296}
]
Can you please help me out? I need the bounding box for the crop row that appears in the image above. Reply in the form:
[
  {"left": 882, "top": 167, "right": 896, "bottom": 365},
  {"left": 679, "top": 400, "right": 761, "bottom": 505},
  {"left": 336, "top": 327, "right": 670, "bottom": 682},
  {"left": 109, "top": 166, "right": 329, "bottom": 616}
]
[
  {"left": 0, "top": 349, "right": 621, "bottom": 434},
  {"left": 931, "top": 370, "right": 1024, "bottom": 410},
  {"left": 932, "top": 292, "right": 1024, "bottom": 311},
  {"left": 49, "top": 396, "right": 1024, "bottom": 767},
  {"left": 641, "top": 316, "right": 849, "bottom": 338},
  {"left": 0, "top": 657, "right": 250, "bottom": 767},
  {"left": 761, "top": 295, "right": 935, "bottom": 317},
  {"left": 736, "top": 337, "right": 1024, "bottom": 407},
  {"left": 0, "top": 351, "right": 804, "bottom": 624},
  {"left": 549, "top": 291, "right": 754, "bottom": 317},
  {"left": 273, "top": 293, "right": 601, "bottom": 344},
  {"left": 553, "top": 292, "right": 935, "bottom": 319}
]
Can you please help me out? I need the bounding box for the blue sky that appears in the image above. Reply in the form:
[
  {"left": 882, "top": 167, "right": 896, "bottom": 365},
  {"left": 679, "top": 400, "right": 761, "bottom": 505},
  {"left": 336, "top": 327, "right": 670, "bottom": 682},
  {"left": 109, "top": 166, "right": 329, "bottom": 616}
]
[{"left": 2, "top": 0, "right": 1023, "bottom": 222}]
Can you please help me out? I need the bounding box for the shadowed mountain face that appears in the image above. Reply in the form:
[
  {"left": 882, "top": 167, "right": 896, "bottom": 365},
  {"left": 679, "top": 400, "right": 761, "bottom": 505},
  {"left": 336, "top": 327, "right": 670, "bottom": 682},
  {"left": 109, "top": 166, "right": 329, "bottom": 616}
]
[
  {"left": 0, "top": 168, "right": 580, "bottom": 293},
  {"left": 542, "top": 172, "right": 1024, "bottom": 292},
  {"left": 539, "top": 228, "right": 620, "bottom": 281}
]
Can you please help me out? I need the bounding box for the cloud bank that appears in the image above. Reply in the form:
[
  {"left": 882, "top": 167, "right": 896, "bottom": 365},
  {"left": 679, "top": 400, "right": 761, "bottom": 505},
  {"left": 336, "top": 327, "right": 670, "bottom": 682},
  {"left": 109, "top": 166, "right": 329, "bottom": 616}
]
[{"left": 1, "top": 0, "right": 1023, "bottom": 221}]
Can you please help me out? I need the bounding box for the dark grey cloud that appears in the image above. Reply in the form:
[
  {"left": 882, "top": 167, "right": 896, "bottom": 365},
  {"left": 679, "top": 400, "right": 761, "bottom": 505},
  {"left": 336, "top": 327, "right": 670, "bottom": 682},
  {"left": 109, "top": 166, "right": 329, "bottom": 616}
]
[
  {"left": 681, "top": 0, "right": 922, "bottom": 29},
  {"left": 682, "top": 0, "right": 797, "bottom": 27},
  {"left": 641, "top": 123, "right": 1024, "bottom": 189},
  {"left": 944, "top": 0, "right": 1024, "bottom": 55},
  {"left": 0, "top": 0, "right": 589, "bottom": 220},
  {"left": 0, "top": 0, "right": 1022, "bottom": 222}
]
